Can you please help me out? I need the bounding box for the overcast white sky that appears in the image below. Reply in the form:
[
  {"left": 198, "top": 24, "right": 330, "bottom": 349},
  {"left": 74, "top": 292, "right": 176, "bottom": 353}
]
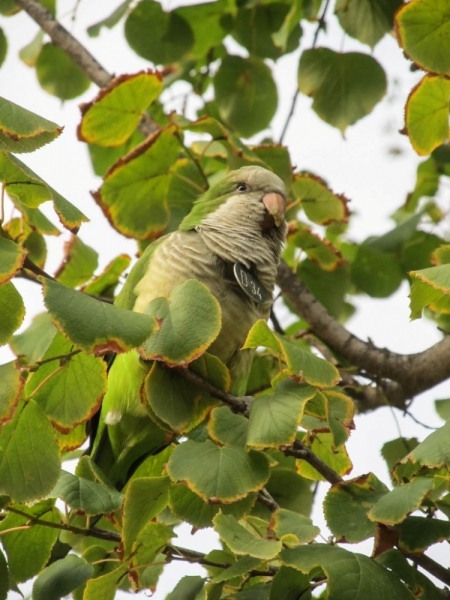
[{"left": 1, "top": 1, "right": 449, "bottom": 597}]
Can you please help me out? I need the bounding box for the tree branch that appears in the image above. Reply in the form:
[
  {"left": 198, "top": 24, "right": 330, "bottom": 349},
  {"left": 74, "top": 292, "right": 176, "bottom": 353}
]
[
  {"left": 14, "top": 0, "right": 158, "bottom": 136},
  {"left": 277, "top": 261, "right": 450, "bottom": 408}
]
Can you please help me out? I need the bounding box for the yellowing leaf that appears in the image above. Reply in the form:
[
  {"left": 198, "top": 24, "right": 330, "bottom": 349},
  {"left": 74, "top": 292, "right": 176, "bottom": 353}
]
[
  {"left": 405, "top": 75, "right": 450, "bottom": 156},
  {"left": 78, "top": 70, "right": 163, "bottom": 147},
  {"left": 291, "top": 173, "right": 349, "bottom": 225},
  {"left": 409, "top": 263, "right": 450, "bottom": 319}
]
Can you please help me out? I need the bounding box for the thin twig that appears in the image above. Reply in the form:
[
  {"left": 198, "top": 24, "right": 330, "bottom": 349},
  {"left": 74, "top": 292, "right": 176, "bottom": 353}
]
[{"left": 285, "top": 440, "right": 343, "bottom": 484}]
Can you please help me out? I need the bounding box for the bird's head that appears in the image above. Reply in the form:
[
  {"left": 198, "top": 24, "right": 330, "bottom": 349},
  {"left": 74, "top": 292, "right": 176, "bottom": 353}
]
[{"left": 180, "top": 166, "right": 287, "bottom": 237}]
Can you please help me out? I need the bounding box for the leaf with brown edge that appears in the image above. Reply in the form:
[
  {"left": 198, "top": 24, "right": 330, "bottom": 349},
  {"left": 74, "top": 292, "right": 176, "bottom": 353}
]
[
  {"left": 82, "top": 253, "right": 131, "bottom": 297},
  {"left": 41, "top": 277, "right": 156, "bottom": 355},
  {"left": 54, "top": 235, "right": 98, "bottom": 289},
  {"left": 92, "top": 126, "right": 180, "bottom": 240},
  {"left": 0, "top": 360, "right": 24, "bottom": 425},
  {"left": 0, "top": 237, "right": 27, "bottom": 284},
  {"left": 139, "top": 279, "right": 221, "bottom": 366},
  {"left": 0, "top": 96, "right": 63, "bottom": 154},
  {"left": 288, "top": 224, "right": 345, "bottom": 271},
  {"left": 78, "top": 70, "right": 163, "bottom": 147},
  {"left": 0, "top": 282, "right": 25, "bottom": 344},
  {"left": 25, "top": 333, "right": 107, "bottom": 432},
  {"left": 51, "top": 188, "right": 89, "bottom": 234},
  {"left": 291, "top": 173, "right": 350, "bottom": 225},
  {"left": 168, "top": 439, "right": 270, "bottom": 503}
]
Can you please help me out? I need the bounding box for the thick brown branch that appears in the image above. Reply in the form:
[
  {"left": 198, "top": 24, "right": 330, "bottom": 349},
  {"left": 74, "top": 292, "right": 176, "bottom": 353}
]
[
  {"left": 277, "top": 261, "right": 450, "bottom": 407},
  {"left": 14, "top": 0, "right": 158, "bottom": 136},
  {"left": 404, "top": 551, "right": 450, "bottom": 588}
]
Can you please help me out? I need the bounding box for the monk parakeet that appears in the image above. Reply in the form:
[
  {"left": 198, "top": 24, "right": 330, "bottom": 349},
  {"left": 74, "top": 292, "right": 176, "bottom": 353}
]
[{"left": 91, "top": 166, "right": 287, "bottom": 485}]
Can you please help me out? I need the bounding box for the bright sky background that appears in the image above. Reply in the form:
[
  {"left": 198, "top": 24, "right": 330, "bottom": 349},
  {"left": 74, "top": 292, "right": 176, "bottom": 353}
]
[{"left": 1, "top": 1, "right": 449, "bottom": 597}]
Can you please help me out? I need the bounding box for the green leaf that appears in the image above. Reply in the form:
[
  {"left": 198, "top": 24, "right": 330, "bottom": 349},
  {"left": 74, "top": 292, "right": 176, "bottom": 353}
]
[
  {"left": 208, "top": 406, "right": 248, "bottom": 447},
  {"left": 0, "top": 96, "right": 62, "bottom": 153},
  {"left": 82, "top": 254, "right": 131, "bottom": 297},
  {"left": 10, "top": 312, "right": 56, "bottom": 363},
  {"left": 0, "top": 0, "right": 19, "bottom": 15},
  {"left": 93, "top": 127, "right": 180, "bottom": 239},
  {"left": 0, "top": 500, "right": 60, "bottom": 583},
  {"left": 130, "top": 521, "right": 173, "bottom": 572},
  {"left": 405, "top": 75, "right": 450, "bottom": 156},
  {"left": 82, "top": 564, "right": 128, "bottom": 600},
  {"left": 247, "top": 380, "right": 316, "bottom": 449},
  {"left": 435, "top": 398, "right": 450, "bottom": 421},
  {"left": 289, "top": 225, "right": 344, "bottom": 271},
  {"left": 143, "top": 362, "right": 214, "bottom": 433},
  {"left": 0, "top": 28, "right": 6, "bottom": 68},
  {"left": 211, "top": 555, "right": 264, "bottom": 584},
  {"left": 122, "top": 476, "right": 170, "bottom": 555},
  {"left": 140, "top": 279, "right": 221, "bottom": 364},
  {"left": 409, "top": 264, "right": 450, "bottom": 319},
  {"left": 0, "top": 236, "right": 27, "bottom": 283},
  {"left": 335, "top": 0, "right": 402, "bottom": 48},
  {"left": 78, "top": 71, "right": 163, "bottom": 147},
  {"left": 168, "top": 439, "right": 270, "bottom": 503},
  {"left": 55, "top": 235, "right": 98, "bottom": 288},
  {"left": 51, "top": 470, "right": 122, "bottom": 516},
  {"left": 177, "top": 0, "right": 230, "bottom": 58},
  {"left": 298, "top": 49, "right": 387, "bottom": 133},
  {"left": 0, "top": 152, "right": 50, "bottom": 207},
  {"left": 399, "top": 516, "right": 450, "bottom": 553},
  {"left": 232, "top": 3, "right": 301, "bottom": 59},
  {"left": 42, "top": 277, "right": 156, "bottom": 355},
  {"left": 0, "top": 400, "right": 60, "bottom": 502},
  {"left": 381, "top": 438, "right": 419, "bottom": 479},
  {"left": 25, "top": 334, "right": 106, "bottom": 432},
  {"left": 351, "top": 245, "right": 403, "bottom": 297},
  {"left": 19, "top": 30, "right": 44, "bottom": 67},
  {"left": 269, "top": 565, "right": 310, "bottom": 600},
  {"left": 0, "top": 360, "right": 23, "bottom": 424},
  {"left": 170, "top": 483, "right": 256, "bottom": 529},
  {"left": 271, "top": 508, "right": 320, "bottom": 545},
  {"left": 51, "top": 188, "right": 89, "bottom": 234},
  {"left": 291, "top": 173, "right": 349, "bottom": 225},
  {"left": 368, "top": 477, "right": 433, "bottom": 525},
  {"left": 125, "top": 0, "right": 194, "bottom": 65},
  {"left": 324, "top": 473, "right": 390, "bottom": 542},
  {"left": 36, "top": 43, "right": 91, "bottom": 100},
  {"left": 0, "top": 282, "right": 25, "bottom": 344},
  {"left": 296, "top": 432, "right": 352, "bottom": 481},
  {"left": 166, "top": 576, "right": 205, "bottom": 600},
  {"left": 243, "top": 320, "right": 339, "bottom": 387},
  {"left": 399, "top": 420, "right": 450, "bottom": 470},
  {"left": 214, "top": 513, "right": 282, "bottom": 560},
  {"left": 280, "top": 544, "right": 415, "bottom": 600},
  {"left": 87, "top": 0, "right": 131, "bottom": 37},
  {"left": 214, "top": 55, "right": 278, "bottom": 138},
  {"left": 0, "top": 549, "right": 7, "bottom": 600},
  {"left": 395, "top": 0, "right": 450, "bottom": 76},
  {"left": 32, "top": 554, "right": 94, "bottom": 600}
]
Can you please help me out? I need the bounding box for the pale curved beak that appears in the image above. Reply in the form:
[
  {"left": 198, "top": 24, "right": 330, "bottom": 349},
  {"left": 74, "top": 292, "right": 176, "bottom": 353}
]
[{"left": 262, "top": 192, "right": 286, "bottom": 227}]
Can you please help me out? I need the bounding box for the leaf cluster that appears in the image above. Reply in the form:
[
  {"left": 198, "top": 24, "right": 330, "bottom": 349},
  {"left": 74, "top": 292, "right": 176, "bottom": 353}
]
[{"left": 0, "top": 0, "right": 450, "bottom": 599}]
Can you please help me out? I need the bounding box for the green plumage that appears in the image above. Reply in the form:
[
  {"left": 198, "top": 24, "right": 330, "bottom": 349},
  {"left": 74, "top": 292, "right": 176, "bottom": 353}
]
[{"left": 91, "top": 166, "right": 287, "bottom": 486}]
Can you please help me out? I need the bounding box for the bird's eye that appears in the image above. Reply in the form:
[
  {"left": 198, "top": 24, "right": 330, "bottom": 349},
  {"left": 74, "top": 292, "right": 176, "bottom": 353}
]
[{"left": 237, "top": 182, "right": 249, "bottom": 192}]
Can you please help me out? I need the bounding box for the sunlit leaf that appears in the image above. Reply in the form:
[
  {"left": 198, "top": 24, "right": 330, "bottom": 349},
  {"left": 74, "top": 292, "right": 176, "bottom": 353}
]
[
  {"left": 395, "top": 0, "right": 450, "bottom": 76},
  {"left": 291, "top": 173, "right": 349, "bottom": 225},
  {"left": 55, "top": 235, "right": 98, "bottom": 289},
  {"left": 78, "top": 70, "right": 163, "bottom": 147},
  {"left": 405, "top": 75, "right": 450, "bottom": 156},
  {"left": 409, "top": 263, "right": 450, "bottom": 319}
]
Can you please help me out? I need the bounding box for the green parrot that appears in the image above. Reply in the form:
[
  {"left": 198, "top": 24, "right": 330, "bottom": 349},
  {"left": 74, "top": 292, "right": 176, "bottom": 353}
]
[{"left": 91, "top": 165, "right": 287, "bottom": 486}]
